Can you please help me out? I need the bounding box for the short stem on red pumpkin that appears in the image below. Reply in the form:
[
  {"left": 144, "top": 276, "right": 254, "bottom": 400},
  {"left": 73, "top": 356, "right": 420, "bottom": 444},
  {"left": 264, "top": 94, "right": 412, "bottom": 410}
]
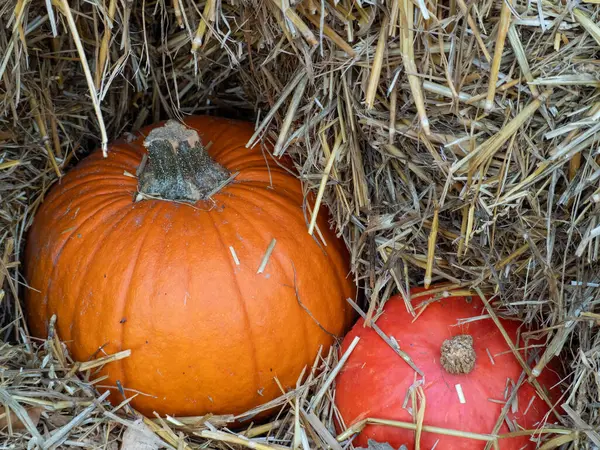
[
  {"left": 440, "top": 334, "right": 476, "bottom": 374},
  {"left": 138, "top": 120, "right": 230, "bottom": 203}
]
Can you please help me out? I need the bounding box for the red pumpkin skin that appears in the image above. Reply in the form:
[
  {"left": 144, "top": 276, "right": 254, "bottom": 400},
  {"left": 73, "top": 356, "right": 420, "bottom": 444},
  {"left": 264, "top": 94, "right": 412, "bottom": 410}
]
[
  {"left": 25, "top": 116, "right": 355, "bottom": 417},
  {"left": 335, "top": 288, "right": 562, "bottom": 449}
]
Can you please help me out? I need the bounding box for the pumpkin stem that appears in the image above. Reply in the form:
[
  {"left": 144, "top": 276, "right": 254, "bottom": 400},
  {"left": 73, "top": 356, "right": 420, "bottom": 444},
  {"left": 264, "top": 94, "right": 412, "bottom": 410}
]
[
  {"left": 440, "top": 334, "right": 476, "bottom": 374},
  {"left": 138, "top": 120, "right": 230, "bottom": 203}
]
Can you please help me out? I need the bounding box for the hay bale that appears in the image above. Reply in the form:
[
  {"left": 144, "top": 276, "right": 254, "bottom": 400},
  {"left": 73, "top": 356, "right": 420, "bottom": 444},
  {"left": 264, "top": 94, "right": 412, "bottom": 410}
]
[{"left": 1, "top": 0, "right": 599, "bottom": 447}]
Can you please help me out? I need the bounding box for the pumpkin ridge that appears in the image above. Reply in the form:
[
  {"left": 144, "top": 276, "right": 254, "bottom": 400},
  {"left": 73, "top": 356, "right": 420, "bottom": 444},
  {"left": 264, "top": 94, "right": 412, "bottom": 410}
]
[
  {"left": 310, "top": 230, "right": 349, "bottom": 334},
  {"left": 88, "top": 140, "right": 143, "bottom": 162},
  {"left": 76, "top": 156, "right": 139, "bottom": 173},
  {"left": 40, "top": 197, "right": 133, "bottom": 334},
  {"left": 72, "top": 162, "right": 139, "bottom": 176},
  {"left": 46, "top": 177, "right": 136, "bottom": 205},
  {"left": 195, "top": 196, "right": 283, "bottom": 410},
  {"left": 224, "top": 191, "right": 339, "bottom": 344},
  {"left": 224, "top": 180, "right": 300, "bottom": 200},
  {"left": 218, "top": 186, "right": 336, "bottom": 395},
  {"left": 182, "top": 120, "right": 250, "bottom": 171},
  {"left": 112, "top": 144, "right": 147, "bottom": 161},
  {"left": 300, "top": 198, "right": 351, "bottom": 327},
  {"left": 221, "top": 188, "right": 307, "bottom": 264},
  {"left": 65, "top": 208, "right": 133, "bottom": 341},
  {"left": 34, "top": 195, "right": 126, "bottom": 266},
  {"left": 248, "top": 150, "right": 298, "bottom": 180},
  {"left": 222, "top": 188, "right": 306, "bottom": 238},
  {"left": 42, "top": 192, "right": 126, "bottom": 229},
  {"left": 207, "top": 136, "right": 256, "bottom": 165},
  {"left": 283, "top": 255, "right": 328, "bottom": 363},
  {"left": 65, "top": 184, "right": 135, "bottom": 205},
  {"left": 73, "top": 152, "right": 141, "bottom": 176},
  {"left": 117, "top": 203, "right": 168, "bottom": 403},
  {"left": 49, "top": 196, "right": 133, "bottom": 255},
  {"left": 224, "top": 164, "right": 292, "bottom": 181},
  {"left": 223, "top": 184, "right": 330, "bottom": 269},
  {"left": 224, "top": 185, "right": 347, "bottom": 312},
  {"left": 205, "top": 208, "right": 262, "bottom": 396},
  {"left": 186, "top": 118, "right": 236, "bottom": 154},
  {"left": 245, "top": 231, "right": 312, "bottom": 368},
  {"left": 218, "top": 154, "right": 276, "bottom": 172},
  {"left": 214, "top": 137, "right": 281, "bottom": 168},
  {"left": 68, "top": 202, "right": 159, "bottom": 350},
  {"left": 230, "top": 170, "right": 299, "bottom": 190},
  {"left": 38, "top": 183, "right": 131, "bottom": 227},
  {"left": 199, "top": 121, "right": 258, "bottom": 162},
  {"left": 223, "top": 184, "right": 304, "bottom": 224}
]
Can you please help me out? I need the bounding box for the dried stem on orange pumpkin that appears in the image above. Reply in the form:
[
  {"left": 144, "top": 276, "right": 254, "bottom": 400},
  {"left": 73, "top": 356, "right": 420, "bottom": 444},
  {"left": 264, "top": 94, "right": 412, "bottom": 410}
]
[{"left": 139, "top": 120, "right": 230, "bottom": 202}]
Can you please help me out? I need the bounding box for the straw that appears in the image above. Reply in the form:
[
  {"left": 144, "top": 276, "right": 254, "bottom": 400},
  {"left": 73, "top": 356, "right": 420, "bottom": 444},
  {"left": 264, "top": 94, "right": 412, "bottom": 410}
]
[
  {"left": 485, "top": 0, "right": 513, "bottom": 111},
  {"left": 2, "top": 0, "right": 598, "bottom": 446}
]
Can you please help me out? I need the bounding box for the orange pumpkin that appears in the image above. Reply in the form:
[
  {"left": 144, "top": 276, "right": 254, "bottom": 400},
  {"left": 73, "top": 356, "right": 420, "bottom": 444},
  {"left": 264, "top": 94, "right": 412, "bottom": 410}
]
[{"left": 25, "top": 116, "right": 354, "bottom": 417}]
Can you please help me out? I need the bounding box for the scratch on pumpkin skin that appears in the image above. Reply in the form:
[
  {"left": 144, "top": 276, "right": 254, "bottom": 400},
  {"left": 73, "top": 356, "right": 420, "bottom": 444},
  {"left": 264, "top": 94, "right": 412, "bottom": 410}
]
[{"left": 289, "top": 261, "right": 338, "bottom": 339}]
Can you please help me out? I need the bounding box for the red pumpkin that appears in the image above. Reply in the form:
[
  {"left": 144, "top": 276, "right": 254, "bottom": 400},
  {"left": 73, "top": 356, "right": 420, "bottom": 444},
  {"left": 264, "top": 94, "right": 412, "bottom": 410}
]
[
  {"left": 25, "top": 116, "right": 354, "bottom": 417},
  {"left": 335, "top": 287, "right": 562, "bottom": 449}
]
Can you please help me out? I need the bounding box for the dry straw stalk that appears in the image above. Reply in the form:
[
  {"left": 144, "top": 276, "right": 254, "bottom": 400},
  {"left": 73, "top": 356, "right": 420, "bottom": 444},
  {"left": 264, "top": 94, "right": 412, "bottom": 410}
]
[{"left": 1, "top": 0, "right": 600, "bottom": 447}]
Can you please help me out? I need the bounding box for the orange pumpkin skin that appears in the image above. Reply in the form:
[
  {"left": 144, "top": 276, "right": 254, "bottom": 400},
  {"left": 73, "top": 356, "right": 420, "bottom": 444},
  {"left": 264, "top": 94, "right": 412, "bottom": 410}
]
[
  {"left": 336, "top": 288, "right": 562, "bottom": 449},
  {"left": 25, "top": 116, "right": 355, "bottom": 417}
]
